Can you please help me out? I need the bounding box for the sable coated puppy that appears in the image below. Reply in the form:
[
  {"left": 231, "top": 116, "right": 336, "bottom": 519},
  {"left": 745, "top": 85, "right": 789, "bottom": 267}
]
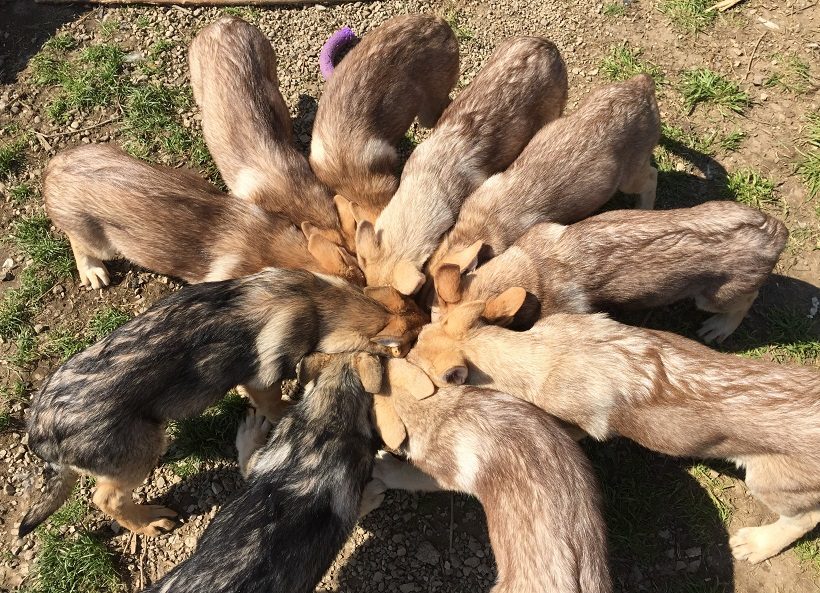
[
  {"left": 355, "top": 36, "right": 568, "bottom": 295},
  {"left": 311, "top": 14, "right": 459, "bottom": 233},
  {"left": 368, "top": 359, "right": 611, "bottom": 593},
  {"left": 19, "top": 269, "right": 426, "bottom": 537},
  {"left": 43, "top": 145, "right": 365, "bottom": 287},
  {"left": 189, "top": 17, "right": 358, "bottom": 262},
  {"left": 407, "top": 307, "right": 820, "bottom": 564},
  {"left": 429, "top": 74, "right": 660, "bottom": 274},
  {"left": 432, "top": 201, "right": 788, "bottom": 341},
  {"left": 142, "top": 352, "right": 384, "bottom": 593}
]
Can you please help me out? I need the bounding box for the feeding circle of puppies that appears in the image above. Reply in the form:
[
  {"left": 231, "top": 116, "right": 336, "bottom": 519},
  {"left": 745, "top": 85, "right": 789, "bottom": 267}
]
[{"left": 16, "top": 12, "right": 818, "bottom": 593}]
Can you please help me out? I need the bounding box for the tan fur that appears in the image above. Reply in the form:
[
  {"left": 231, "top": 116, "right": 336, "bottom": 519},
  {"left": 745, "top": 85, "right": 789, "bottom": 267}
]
[
  {"left": 407, "top": 310, "right": 820, "bottom": 563},
  {"left": 356, "top": 36, "right": 568, "bottom": 294},
  {"left": 428, "top": 74, "right": 660, "bottom": 273},
  {"left": 433, "top": 201, "right": 788, "bottom": 341},
  {"left": 41, "top": 144, "right": 354, "bottom": 286},
  {"left": 371, "top": 359, "right": 611, "bottom": 593},
  {"left": 310, "top": 15, "right": 459, "bottom": 227},
  {"left": 189, "top": 17, "right": 358, "bottom": 260}
]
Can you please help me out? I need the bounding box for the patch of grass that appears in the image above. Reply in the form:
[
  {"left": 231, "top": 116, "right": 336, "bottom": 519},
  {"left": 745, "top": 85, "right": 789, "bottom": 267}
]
[
  {"left": 48, "top": 491, "right": 89, "bottom": 527},
  {"left": 601, "top": 43, "right": 664, "bottom": 83},
  {"left": 7, "top": 182, "right": 36, "bottom": 204},
  {"left": 45, "top": 328, "right": 90, "bottom": 362},
  {"left": 0, "top": 267, "right": 55, "bottom": 339},
  {"left": 98, "top": 20, "right": 120, "bottom": 39},
  {"left": 135, "top": 15, "right": 152, "bottom": 29},
  {"left": 797, "top": 111, "right": 820, "bottom": 198},
  {"left": 168, "top": 457, "right": 203, "bottom": 478},
  {"left": 603, "top": 2, "right": 626, "bottom": 16},
  {"left": 10, "top": 327, "right": 39, "bottom": 368},
  {"left": 765, "top": 54, "right": 813, "bottom": 94},
  {"left": 740, "top": 307, "right": 819, "bottom": 365},
  {"left": 29, "top": 530, "right": 122, "bottom": 593},
  {"left": 659, "top": 0, "right": 715, "bottom": 33},
  {"left": 167, "top": 391, "right": 247, "bottom": 460},
  {"left": 795, "top": 536, "right": 820, "bottom": 569},
  {"left": 0, "top": 137, "right": 27, "bottom": 180},
  {"left": 443, "top": 8, "right": 474, "bottom": 42},
  {"left": 680, "top": 68, "right": 749, "bottom": 114},
  {"left": 88, "top": 307, "right": 131, "bottom": 339},
  {"left": 9, "top": 213, "right": 74, "bottom": 275},
  {"left": 220, "top": 6, "right": 262, "bottom": 19},
  {"left": 725, "top": 168, "right": 778, "bottom": 209},
  {"left": 688, "top": 464, "right": 734, "bottom": 525},
  {"left": 719, "top": 130, "right": 745, "bottom": 152}
]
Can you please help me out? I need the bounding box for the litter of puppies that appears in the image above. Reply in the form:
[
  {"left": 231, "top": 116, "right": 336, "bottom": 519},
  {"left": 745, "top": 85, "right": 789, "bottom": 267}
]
[{"left": 14, "top": 12, "right": 819, "bottom": 593}]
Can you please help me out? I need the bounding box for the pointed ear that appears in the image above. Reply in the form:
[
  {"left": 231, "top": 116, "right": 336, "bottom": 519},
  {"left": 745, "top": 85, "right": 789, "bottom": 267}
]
[
  {"left": 333, "top": 195, "right": 358, "bottom": 243},
  {"left": 373, "top": 394, "right": 407, "bottom": 449},
  {"left": 306, "top": 232, "right": 364, "bottom": 284},
  {"left": 483, "top": 287, "right": 528, "bottom": 327},
  {"left": 354, "top": 353, "right": 383, "bottom": 393},
  {"left": 350, "top": 202, "right": 374, "bottom": 224},
  {"left": 442, "top": 300, "right": 486, "bottom": 336},
  {"left": 443, "top": 240, "right": 483, "bottom": 273},
  {"left": 355, "top": 220, "right": 379, "bottom": 260},
  {"left": 387, "top": 358, "right": 435, "bottom": 400},
  {"left": 364, "top": 285, "right": 406, "bottom": 313},
  {"left": 392, "top": 260, "right": 425, "bottom": 296},
  {"left": 434, "top": 263, "right": 463, "bottom": 304},
  {"left": 297, "top": 352, "right": 333, "bottom": 384}
]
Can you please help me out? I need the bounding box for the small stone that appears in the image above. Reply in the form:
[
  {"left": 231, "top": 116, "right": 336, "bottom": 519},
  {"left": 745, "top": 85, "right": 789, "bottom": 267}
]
[
  {"left": 4, "top": 483, "right": 14, "bottom": 495},
  {"left": 414, "top": 540, "right": 440, "bottom": 565},
  {"left": 33, "top": 324, "right": 47, "bottom": 334},
  {"left": 2, "top": 258, "right": 14, "bottom": 269},
  {"left": 185, "top": 536, "right": 197, "bottom": 548},
  {"left": 211, "top": 482, "right": 223, "bottom": 495},
  {"left": 70, "top": 120, "right": 80, "bottom": 130},
  {"left": 156, "top": 476, "right": 166, "bottom": 489},
  {"left": 464, "top": 557, "right": 480, "bottom": 568},
  {"left": 685, "top": 546, "right": 701, "bottom": 557},
  {"left": 399, "top": 585, "right": 415, "bottom": 593}
]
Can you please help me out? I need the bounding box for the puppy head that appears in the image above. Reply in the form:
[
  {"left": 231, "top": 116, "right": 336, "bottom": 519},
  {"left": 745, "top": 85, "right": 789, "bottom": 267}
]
[
  {"left": 365, "top": 285, "right": 430, "bottom": 357},
  {"left": 372, "top": 358, "right": 436, "bottom": 450},
  {"left": 406, "top": 301, "right": 485, "bottom": 387},
  {"left": 430, "top": 241, "right": 483, "bottom": 319},
  {"left": 355, "top": 221, "right": 425, "bottom": 295},
  {"left": 302, "top": 221, "right": 365, "bottom": 286}
]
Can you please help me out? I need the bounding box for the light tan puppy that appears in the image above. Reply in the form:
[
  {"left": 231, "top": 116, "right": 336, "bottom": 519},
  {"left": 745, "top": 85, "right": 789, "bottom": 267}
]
[
  {"left": 311, "top": 14, "right": 459, "bottom": 231},
  {"left": 432, "top": 201, "right": 788, "bottom": 342},
  {"left": 189, "top": 16, "right": 358, "bottom": 264},
  {"left": 43, "top": 145, "right": 368, "bottom": 287},
  {"left": 355, "top": 36, "right": 568, "bottom": 295},
  {"left": 428, "top": 74, "right": 660, "bottom": 274},
  {"left": 407, "top": 308, "right": 820, "bottom": 565},
  {"left": 368, "top": 359, "right": 612, "bottom": 593}
]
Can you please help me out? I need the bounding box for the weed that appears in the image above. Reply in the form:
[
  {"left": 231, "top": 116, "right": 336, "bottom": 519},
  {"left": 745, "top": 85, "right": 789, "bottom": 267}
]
[
  {"left": 740, "top": 307, "right": 819, "bottom": 366},
  {"left": 44, "top": 34, "right": 77, "bottom": 53},
  {"left": 659, "top": 0, "right": 715, "bottom": 33},
  {"left": 601, "top": 43, "right": 664, "bottom": 83},
  {"left": 725, "top": 169, "right": 778, "bottom": 209},
  {"left": 7, "top": 182, "right": 35, "bottom": 203},
  {"left": 9, "top": 213, "right": 74, "bottom": 275},
  {"left": 88, "top": 307, "right": 131, "bottom": 339},
  {"left": 220, "top": 7, "right": 262, "bottom": 19},
  {"left": 0, "top": 412, "right": 9, "bottom": 432},
  {"left": 795, "top": 536, "right": 820, "bottom": 569},
  {"left": 169, "top": 457, "right": 203, "bottom": 478},
  {"left": 167, "top": 392, "right": 247, "bottom": 460},
  {"left": 98, "top": 20, "right": 120, "bottom": 39},
  {"left": 0, "top": 267, "right": 55, "bottom": 339},
  {"left": 680, "top": 68, "right": 749, "bottom": 114},
  {"left": 45, "top": 328, "right": 90, "bottom": 361},
  {"left": 29, "top": 530, "right": 122, "bottom": 593},
  {"left": 10, "top": 327, "right": 39, "bottom": 368},
  {"left": 443, "top": 8, "right": 474, "bottom": 42},
  {"left": 603, "top": 2, "right": 626, "bottom": 16},
  {"left": 798, "top": 111, "right": 820, "bottom": 198},
  {"left": 0, "top": 137, "right": 27, "bottom": 180},
  {"left": 48, "top": 491, "right": 89, "bottom": 528},
  {"left": 135, "top": 15, "right": 152, "bottom": 29},
  {"left": 765, "top": 55, "right": 813, "bottom": 94},
  {"left": 719, "top": 130, "right": 745, "bottom": 152}
]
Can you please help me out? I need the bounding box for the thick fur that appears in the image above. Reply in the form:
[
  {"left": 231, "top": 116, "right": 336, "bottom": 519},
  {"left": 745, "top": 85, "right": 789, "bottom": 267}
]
[
  {"left": 311, "top": 14, "right": 459, "bottom": 223},
  {"left": 356, "top": 36, "right": 568, "bottom": 294},
  {"left": 429, "top": 74, "right": 660, "bottom": 273},
  {"left": 143, "top": 353, "right": 380, "bottom": 593},
  {"left": 189, "top": 17, "right": 358, "bottom": 262},
  {"left": 433, "top": 201, "right": 788, "bottom": 341},
  {"left": 372, "top": 363, "right": 611, "bottom": 593},
  {"left": 407, "top": 310, "right": 820, "bottom": 564},
  {"left": 20, "top": 269, "right": 425, "bottom": 536},
  {"left": 42, "top": 144, "right": 345, "bottom": 288}
]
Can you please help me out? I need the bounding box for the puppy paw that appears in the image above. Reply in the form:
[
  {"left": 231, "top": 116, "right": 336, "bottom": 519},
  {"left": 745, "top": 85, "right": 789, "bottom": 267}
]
[
  {"left": 77, "top": 259, "right": 110, "bottom": 290},
  {"left": 697, "top": 313, "right": 739, "bottom": 344},
  {"left": 730, "top": 526, "right": 783, "bottom": 564},
  {"left": 236, "top": 409, "right": 273, "bottom": 477},
  {"left": 130, "top": 505, "right": 178, "bottom": 536},
  {"left": 359, "top": 478, "right": 387, "bottom": 518}
]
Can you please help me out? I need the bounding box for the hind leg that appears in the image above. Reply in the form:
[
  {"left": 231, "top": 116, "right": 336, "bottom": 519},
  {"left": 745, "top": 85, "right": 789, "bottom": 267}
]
[
  {"left": 92, "top": 476, "right": 177, "bottom": 536},
  {"left": 69, "top": 236, "right": 112, "bottom": 290},
  {"left": 359, "top": 478, "right": 387, "bottom": 518},
  {"left": 235, "top": 408, "right": 272, "bottom": 478},
  {"left": 238, "top": 382, "right": 291, "bottom": 424},
  {"left": 619, "top": 161, "right": 657, "bottom": 210},
  {"left": 731, "top": 511, "right": 820, "bottom": 563},
  {"left": 696, "top": 290, "right": 757, "bottom": 343}
]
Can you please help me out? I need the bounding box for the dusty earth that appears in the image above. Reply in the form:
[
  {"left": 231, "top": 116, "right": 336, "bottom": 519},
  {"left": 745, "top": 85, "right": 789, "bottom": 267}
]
[{"left": 0, "top": 0, "right": 819, "bottom": 592}]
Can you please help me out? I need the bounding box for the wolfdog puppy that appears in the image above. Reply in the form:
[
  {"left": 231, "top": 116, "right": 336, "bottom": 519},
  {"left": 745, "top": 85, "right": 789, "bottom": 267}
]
[
  {"left": 142, "top": 352, "right": 384, "bottom": 593},
  {"left": 19, "top": 269, "right": 425, "bottom": 537}
]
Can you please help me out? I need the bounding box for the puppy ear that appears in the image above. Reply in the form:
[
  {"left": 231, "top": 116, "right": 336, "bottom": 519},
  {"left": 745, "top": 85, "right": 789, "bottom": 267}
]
[
  {"left": 364, "top": 285, "right": 406, "bottom": 313},
  {"left": 306, "top": 232, "right": 364, "bottom": 285},
  {"left": 355, "top": 220, "right": 380, "bottom": 260},
  {"left": 350, "top": 202, "right": 373, "bottom": 225},
  {"left": 373, "top": 394, "right": 407, "bottom": 449},
  {"left": 442, "top": 300, "right": 486, "bottom": 336},
  {"left": 297, "top": 352, "right": 333, "bottom": 384},
  {"left": 354, "top": 353, "right": 383, "bottom": 394},
  {"left": 370, "top": 325, "right": 404, "bottom": 358},
  {"left": 443, "top": 240, "right": 483, "bottom": 273},
  {"left": 392, "top": 260, "right": 425, "bottom": 296},
  {"left": 333, "top": 195, "right": 358, "bottom": 243},
  {"left": 483, "top": 287, "right": 528, "bottom": 327},
  {"left": 387, "top": 358, "right": 435, "bottom": 400},
  {"left": 434, "top": 263, "right": 463, "bottom": 304}
]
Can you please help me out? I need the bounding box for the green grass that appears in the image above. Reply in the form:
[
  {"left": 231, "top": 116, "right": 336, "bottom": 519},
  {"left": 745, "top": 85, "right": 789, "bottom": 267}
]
[
  {"left": 0, "top": 267, "right": 56, "bottom": 339},
  {"left": 220, "top": 6, "right": 262, "bottom": 19},
  {"left": 10, "top": 327, "right": 39, "bottom": 368},
  {"left": 603, "top": 2, "right": 626, "bottom": 16},
  {"left": 797, "top": 111, "right": 820, "bottom": 198},
  {"left": 719, "top": 130, "right": 745, "bottom": 152},
  {"left": 135, "top": 15, "right": 152, "bottom": 29},
  {"left": 9, "top": 213, "right": 74, "bottom": 275},
  {"left": 44, "top": 328, "right": 90, "bottom": 362},
  {"left": 725, "top": 168, "right": 779, "bottom": 210},
  {"left": 600, "top": 43, "right": 665, "bottom": 83},
  {"left": 88, "top": 307, "right": 131, "bottom": 339},
  {"left": 764, "top": 55, "right": 813, "bottom": 94},
  {"left": 739, "top": 307, "right": 819, "bottom": 365},
  {"left": 0, "top": 137, "right": 27, "bottom": 180},
  {"left": 43, "top": 307, "right": 131, "bottom": 363},
  {"left": 688, "top": 464, "right": 734, "bottom": 525},
  {"left": 167, "top": 391, "right": 247, "bottom": 461},
  {"left": 443, "top": 8, "right": 474, "bottom": 42},
  {"left": 659, "top": 0, "right": 715, "bottom": 33},
  {"left": 98, "top": 20, "right": 120, "bottom": 39},
  {"left": 795, "top": 536, "right": 820, "bottom": 569},
  {"left": 680, "top": 68, "right": 749, "bottom": 114},
  {"left": 8, "top": 182, "right": 36, "bottom": 204},
  {"left": 29, "top": 530, "right": 122, "bottom": 593}
]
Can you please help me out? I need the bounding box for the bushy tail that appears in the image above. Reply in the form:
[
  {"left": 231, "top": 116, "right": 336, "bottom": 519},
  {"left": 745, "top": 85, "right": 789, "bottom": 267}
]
[
  {"left": 319, "top": 27, "right": 360, "bottom": 80},
  {"left": 18, "top": 464, "right": 79, "bottom": 537}
]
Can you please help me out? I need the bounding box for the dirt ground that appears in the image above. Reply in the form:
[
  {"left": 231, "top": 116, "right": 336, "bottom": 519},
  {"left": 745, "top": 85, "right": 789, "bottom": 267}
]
[{"left": 0, "top": 0, "right": 818, "bottom": 592}]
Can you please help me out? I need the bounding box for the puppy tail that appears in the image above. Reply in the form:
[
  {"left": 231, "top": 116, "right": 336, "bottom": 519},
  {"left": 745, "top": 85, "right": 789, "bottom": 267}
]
[
  {"left": 319, "top": 27, "right": 360, "bottom": 80},
  {"left": 18, "top": 464, "right": 79, "bottom": 537}
]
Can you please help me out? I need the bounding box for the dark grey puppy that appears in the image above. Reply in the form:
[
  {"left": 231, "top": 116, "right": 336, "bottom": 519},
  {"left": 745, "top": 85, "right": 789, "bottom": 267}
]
[
  {"left": 19, "top": 268, "right": 424, "bottom": 537},
  {"left": 142, "top": 351, "right": 384, "bottom": 593}
]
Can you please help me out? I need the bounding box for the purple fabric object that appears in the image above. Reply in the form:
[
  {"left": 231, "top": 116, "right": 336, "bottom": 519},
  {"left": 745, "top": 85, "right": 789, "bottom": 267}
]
[{"left": 319, "top": 27, "right": 359, "bottom": 80}]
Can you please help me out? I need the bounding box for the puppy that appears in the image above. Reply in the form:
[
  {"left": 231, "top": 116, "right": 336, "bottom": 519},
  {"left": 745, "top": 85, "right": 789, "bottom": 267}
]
[
  {"left": 429, "top": 74, "right": 660, "bottom": 274},
  {"left": 432, "top": 201, "right": 788, "bottom": 341},
  {"left": 311, "top": 14, "right": 459, "bottom": 231},
  {"left": 368, "top": 359, "right": 611, "bottom": 593},
  {"left": 189, "top": 16, "right": 357, "bottom": 260},
  {"left": 355, "top": 36, "right": 568, "bottom": 294},
  {"left": 44, "top": 144, "right": 365, "bottom": 287},
  {"left": 407, "top": 306, "right": 820, "bottom": 564},
  {"left": 19, "top": 268, "right": 426, "bottom": 536},
  {"left": 142, "top": 352, "right": 384, "bottom": 593}
]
